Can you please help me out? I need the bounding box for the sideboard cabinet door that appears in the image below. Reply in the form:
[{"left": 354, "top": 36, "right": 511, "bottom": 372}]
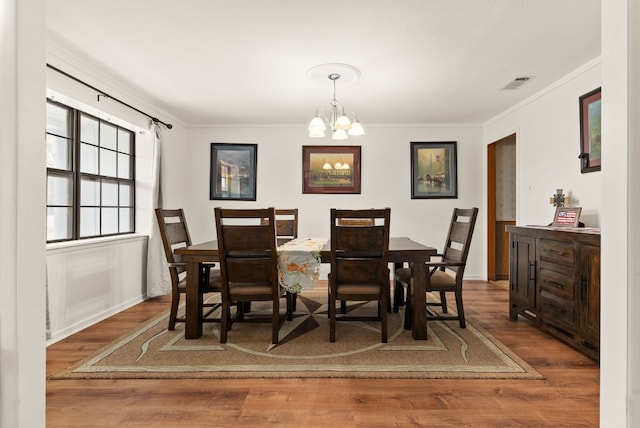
[
  {"left": 509, "top": 233, "right": 537, "bottom": 319},
  {"left": 579, "top": 244, "right": 600, "bottom": 352}
]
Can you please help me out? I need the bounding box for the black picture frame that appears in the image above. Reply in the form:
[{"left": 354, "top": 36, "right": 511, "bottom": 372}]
[
  {"left": 411, "top": 141, "right": 458, "bottom": 199},
  {"left": 579, "top": 87, "right": 601, "bottom": 173},
  {"left": 302, "top": 145, "right": 361, "bottom": 194},
  {"left": 209, "top": 143, "right": 257, "bottom": 200}
]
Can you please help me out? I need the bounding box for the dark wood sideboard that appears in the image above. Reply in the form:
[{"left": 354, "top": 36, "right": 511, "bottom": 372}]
[{"left": 506, "top": 225, "right": 600, "bottom": 361}]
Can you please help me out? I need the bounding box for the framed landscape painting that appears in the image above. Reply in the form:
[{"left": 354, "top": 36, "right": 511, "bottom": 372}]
[
  {"left": 209, "top": 143, "right": 257, "bottom": 200},
  {"left": 411, "top": 141, "right": 458, "bottom": 199},
  {"left": 579, "top": 87, "right": 601, "bottom": 173},
  {"left": 302, "top": 145, "right": 361, "bottom": 194}
]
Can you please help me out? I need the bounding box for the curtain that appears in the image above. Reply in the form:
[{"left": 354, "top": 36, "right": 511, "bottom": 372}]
[{"left": 146, "top": 123, "right": 171, "bottom": 297}]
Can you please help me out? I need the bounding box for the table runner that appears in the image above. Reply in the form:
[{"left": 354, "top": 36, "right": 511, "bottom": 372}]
[{"left": 277, "top": 238, "right": 328, "bottom": 293}]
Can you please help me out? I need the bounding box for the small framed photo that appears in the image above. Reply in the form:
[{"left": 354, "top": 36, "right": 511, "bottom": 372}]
[
  {"left": 579, "top": 87, "right": 601, "bottom": 173},
  {"left": 411, "top": 141, "right": 458, "bottom": 199},
  {"left": 552, "top": 207, "right": 582, "bottom": 227},
  {"left": 209, "top": 143, "right": 257, "bottom": 200},
  {"left": 302, "top": 145, "right": 361, "bottom": 194}
]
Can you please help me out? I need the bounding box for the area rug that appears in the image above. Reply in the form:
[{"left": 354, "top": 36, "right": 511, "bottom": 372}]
[{"left": 49, "top": 289, "right": 542, "bottom": 380}]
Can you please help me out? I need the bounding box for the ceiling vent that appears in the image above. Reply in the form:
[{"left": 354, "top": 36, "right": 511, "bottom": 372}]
[{"left": 501, "top": 76, "right": 534, "bottom": 90}]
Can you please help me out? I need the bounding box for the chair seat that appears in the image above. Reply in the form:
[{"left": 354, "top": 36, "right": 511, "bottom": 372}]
[
  {"left": 177, "top": 270, "right": 222, "bottom": 293},
  {"left": 228, "top": 282, "right": 285, "bottom": 297},
  {"left": 395, "top": 267, "right": 455, "bottom": 291},
  {"left": 336, "top": 283, "right": 383, "bottom": 296}
]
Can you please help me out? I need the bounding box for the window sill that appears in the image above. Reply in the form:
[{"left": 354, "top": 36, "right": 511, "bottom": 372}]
[{"left": 46, "top": 233, "right": 147, "bottom": 253}]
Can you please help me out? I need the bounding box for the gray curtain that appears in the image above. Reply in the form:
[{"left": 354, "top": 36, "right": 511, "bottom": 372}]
[{"left": 146, "top": 123, "right": 170, "bottom": 297}]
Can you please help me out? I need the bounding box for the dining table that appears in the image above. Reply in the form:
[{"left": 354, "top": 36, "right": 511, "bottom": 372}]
[{"left": 174, "top": 237, "right": 437, "bottom": 340}]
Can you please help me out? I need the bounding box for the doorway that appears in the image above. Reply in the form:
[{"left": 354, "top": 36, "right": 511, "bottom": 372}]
[{"left": 487, "top": 134, "right": 516, "bottom": 280}]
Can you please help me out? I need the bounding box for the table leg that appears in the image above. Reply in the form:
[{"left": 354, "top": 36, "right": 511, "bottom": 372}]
[
  {"left": 185, "top": 261, "right": 203, "bottom": 339},
  {"left": 410, "top": 261, "right": 428, "bottom": 340}
]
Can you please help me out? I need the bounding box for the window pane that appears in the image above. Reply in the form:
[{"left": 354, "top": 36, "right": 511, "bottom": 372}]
[
  {"left": 100, "top": 148, "right": 117, "bottom": 177},
  {"left": 47, "top": 174, "right": 72, "bottom": 205},
  {"left": 119, "top": 183, "right": 133, "bottom": 206},
  {"left": 80, "top": 143, "right": 99, "bottom": 174},
  {"left": 46, "top": 135, "right": 71, "bottom": 170},
  {"left": 118, "top": 153, "right": 131, "bottom": 179},
  {"left": 47, "top": 207, "right": 72, "bottom": 241},
  {"left": 102, "top": 180, "right": 118, "bottom": 206},
  {"left": 102, "top": 207, "right": 118, "bottom": 234},
  {"left": 46, "top": 103, "right": 69, "bottom": 137},
  {"left": 80, "top": 207, "right": 100, "bottom": 237},
  {"left": 80, "top": 177, "right": 100, "bottom": 205},
  {"left": 80, "top": 115, "right": 99, "bottom": 145},
  {"left": 100, "top": 122, "right": 117, "bottom": 150},
  {"left": 119, "top": 208, "right": 133, "bottom": 233},
  {"left": 118, "top": 129, "right": 131, "bottom": 154}
]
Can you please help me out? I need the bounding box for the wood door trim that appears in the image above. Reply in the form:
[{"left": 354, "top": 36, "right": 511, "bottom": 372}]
[{"left": 487, "top": 142, "right": 497, "bottom": 280}]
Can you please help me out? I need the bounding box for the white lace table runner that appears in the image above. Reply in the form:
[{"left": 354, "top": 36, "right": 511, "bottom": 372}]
[{"left": 277, "top": 238, "right": 328, "bottom": 294}]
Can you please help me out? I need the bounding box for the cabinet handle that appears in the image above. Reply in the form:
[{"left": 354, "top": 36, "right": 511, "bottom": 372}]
[
  {"left": 546, "top": 280, "right": 564, "bottom": 290},
  {"left": 528, "top": 261, "right": 536, "bottom": 281},
  {"left": 548, "top": 249, "right": 565, "bottom": 256},
  {"left": 580, "top": 275, "right": 587, "bottom": 303}
]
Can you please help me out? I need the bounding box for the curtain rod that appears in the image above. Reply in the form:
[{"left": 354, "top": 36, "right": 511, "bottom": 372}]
[{"left": 46, "top": 63, "right": 173, "bottom": 129}]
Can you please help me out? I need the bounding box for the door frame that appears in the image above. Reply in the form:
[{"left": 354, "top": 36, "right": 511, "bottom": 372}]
[{"left": 487, "top": 133, "right": 516, "bottom": 281}]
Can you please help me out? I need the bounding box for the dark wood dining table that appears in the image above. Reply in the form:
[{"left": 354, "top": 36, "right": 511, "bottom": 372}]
[{"left": 174, "top": 237, "right": 437, "bottom": 340}]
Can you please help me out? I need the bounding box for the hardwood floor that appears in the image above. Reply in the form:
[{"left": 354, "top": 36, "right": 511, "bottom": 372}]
[{"left": 46, "top": 281, "right": 599, "bottom": 427}]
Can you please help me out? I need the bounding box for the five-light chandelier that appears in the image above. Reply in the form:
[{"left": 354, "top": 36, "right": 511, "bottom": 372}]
[{"left": 308, "top": 71, "right": 364, "bottom": 140}]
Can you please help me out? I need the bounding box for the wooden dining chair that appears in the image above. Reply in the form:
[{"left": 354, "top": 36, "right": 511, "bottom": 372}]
[
  {"left": 328, "top": 208, "right": 391, "bottom": 343},
  {"left": 271, "top": 209, "right": 299, "bottom": 246},
  {"left": 215, "top": 207, "right": 294, "bottom": 344},
  {"left": 394, "top": 207, "right": 478, "bottom": 328},
  {"left": 155, "top": 208, "right": 222, "bottom": 330}
]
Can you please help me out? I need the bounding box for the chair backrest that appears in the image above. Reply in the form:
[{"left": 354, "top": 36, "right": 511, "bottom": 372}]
[
  {"left": 215, "top": 207, "right": 279, "bottom": 296},
  {"left": 330, "top": 208, "right": 391, "bottom": 284},
  {"left": 441, "top": 207, "right": 479, "bottom": 275},
  {"left": 155, "top": 208, "right": 192, "bottom": 277},
  {"left": 261, "top": 208, "right": 298, "bottom": 246}
]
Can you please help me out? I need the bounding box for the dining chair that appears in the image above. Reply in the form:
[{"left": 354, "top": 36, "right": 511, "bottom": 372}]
[
  {"left": 268, "top": 208, "right": 299, "bottom": 246},
  {"left": 328, "top": 208, "right": 391, "bottom": 343},
  {"left": 155, "top": 208, "right": 222, "bottom": 330},
  {"left": 394, "top": 207, "right": 479, "bottom": 328},
  {"left": 215, "top": 207, "right": 294, "bottom": 344}
]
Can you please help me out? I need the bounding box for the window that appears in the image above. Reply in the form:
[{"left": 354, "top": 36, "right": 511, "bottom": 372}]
[{"left": 46, "top": 100, "right": 135, "bottom": 242}]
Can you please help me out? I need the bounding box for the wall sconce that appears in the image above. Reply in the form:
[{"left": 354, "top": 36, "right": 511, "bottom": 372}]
[{"left": 549, "top": 188, "right": 571, "bottom": 207}]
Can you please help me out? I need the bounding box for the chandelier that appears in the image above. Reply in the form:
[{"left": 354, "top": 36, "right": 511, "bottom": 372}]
[{"left": 308, "top": 72, "right": 364, "bottom": 140}]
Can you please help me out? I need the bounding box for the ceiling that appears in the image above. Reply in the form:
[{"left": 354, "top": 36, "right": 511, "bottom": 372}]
[{"left": 45, "top": 0, "right": 601, "bottom": 127}]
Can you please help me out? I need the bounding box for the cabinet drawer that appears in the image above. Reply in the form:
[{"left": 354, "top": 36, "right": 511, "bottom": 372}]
[
  {"left": 540, "top": 289, "right": 575, "bottom": 329},
  {"left": 539, "top": 239, "right": 576, "bottom": 266},
  {"left": 539, "top": 261, "right": 575, "bottom": 300}
]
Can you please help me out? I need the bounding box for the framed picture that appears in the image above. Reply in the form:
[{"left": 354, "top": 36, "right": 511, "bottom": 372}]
[
  {"left": 209, "top": 143, "right": 257, "bottom": 200},
  {"left": 302, "top": 145, "right": 361, "bottom": 194},
  {"left": 552, "top": 207, "right": 582, "bottom": 227},
  {"left": 579, "top": 87, "right": 601, "bottom": 173},
  {"left": 411, "top": 141, "right": 458, "bottom": 199}
]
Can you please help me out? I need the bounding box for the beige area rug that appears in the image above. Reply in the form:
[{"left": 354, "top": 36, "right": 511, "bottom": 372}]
[{"left": 49, "top": 289, "right": 542, "bottom": 380}]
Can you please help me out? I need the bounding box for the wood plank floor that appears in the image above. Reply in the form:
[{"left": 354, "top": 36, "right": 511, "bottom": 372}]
[{"left": 46, "top": 281, "right": 599, "bottom": 427}]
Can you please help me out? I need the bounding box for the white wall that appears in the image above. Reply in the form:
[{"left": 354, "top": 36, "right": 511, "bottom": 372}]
[
  {"left": 179, "top": 125, "right": 485, "bottom": 279},
  {"left": 1, "top": 0, "right": 46, "bottom": 425},
  {"left": 484, "top": 59, "right": 602, "bottom": 227}
]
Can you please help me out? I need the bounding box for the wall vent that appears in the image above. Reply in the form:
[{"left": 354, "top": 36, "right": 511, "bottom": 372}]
[{"left": 501, "top": 76, "right": 534, "bottom": 90}]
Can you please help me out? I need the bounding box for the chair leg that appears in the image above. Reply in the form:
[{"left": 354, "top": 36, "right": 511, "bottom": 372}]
[
  {"left": 381, "top": 288, "right": 388, "bottom": 343},
  {"left": 329, "top": 290, "right": 336, "bottom": 342},
  {"left": 440, "top": 291, "right": 448, "bottom": 313},
  {"left": 404, "top": 281, "right": 412, "bottom": 330},
  {"left": 393, "top": 280, "right": 405, "bottom": 312},
  {"left": 455, "top": 291, "right": 466, "bottom": 328},
  {"left": 340, "top": 300, "right": 347, "bottom": 314},
  {"left": 168, "top": 289, "right": 180, "bottom": 330},
  {"left": 271, "top": 298, "right": 280, "bottom": 345},
  {"left": 220, "top": 300, "right": 230, "bottom": 343}
]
